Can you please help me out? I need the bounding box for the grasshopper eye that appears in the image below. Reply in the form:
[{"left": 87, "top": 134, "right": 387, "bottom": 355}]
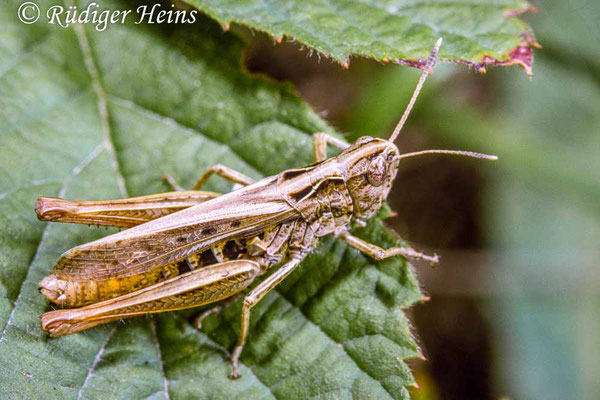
[{"left": 367, "top": 156, "right": 386, "bottom": 186}]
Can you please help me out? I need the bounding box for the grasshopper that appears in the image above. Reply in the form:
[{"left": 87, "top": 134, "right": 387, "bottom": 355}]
[{"left": 37, "top": 38, "right": 496, "bottom": 378}]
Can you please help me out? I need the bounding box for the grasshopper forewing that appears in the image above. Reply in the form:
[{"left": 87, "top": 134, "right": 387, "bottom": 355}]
[{"left": 38, "top": 38, "right": 497, "bottom": 378}]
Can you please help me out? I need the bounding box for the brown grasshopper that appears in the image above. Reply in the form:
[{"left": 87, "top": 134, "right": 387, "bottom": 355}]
[{"left": 37, "top": 38, "right": 496, "bottom": 378}]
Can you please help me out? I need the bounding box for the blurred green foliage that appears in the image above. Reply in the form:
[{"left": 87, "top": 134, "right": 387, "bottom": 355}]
[{"left": 340, "top": 1, "right": 600, "bottom": 399}]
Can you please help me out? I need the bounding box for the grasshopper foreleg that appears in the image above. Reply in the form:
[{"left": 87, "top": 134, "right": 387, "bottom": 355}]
[
  {"left": 230, "top": 256, "right": 303, "bottom": 379},
  {"left": 313, "top": 132, "right": 349, "bottom": 162},
  {"left": 339, "top": 232, "right": 439, "bottom": 265},
  {"left": 193, "top": 164, "right": 255, "bottom": 190},
  {"left": 164, "top": 161, "right": 257, "bottom": 192}
]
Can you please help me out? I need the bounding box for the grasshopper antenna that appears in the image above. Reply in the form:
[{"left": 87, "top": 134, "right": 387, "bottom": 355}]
[
  {"left": 399, "top": 149, "right": 498, "bottom": 161},
  {"left": 389, "top": 38, "right": 498, "bottom": 162},
  {"left": 389, "top": 38, "right": 443, "bottom": 143}
]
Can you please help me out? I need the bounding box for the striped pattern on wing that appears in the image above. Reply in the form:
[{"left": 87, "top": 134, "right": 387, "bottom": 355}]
[{"left": 53, "top": 177, "right": 297, "bottom": 280}]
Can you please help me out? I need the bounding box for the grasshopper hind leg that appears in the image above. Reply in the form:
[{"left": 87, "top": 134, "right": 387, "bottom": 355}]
[{"left": 40, "top": 260, "right": 262, "bottom": 337}]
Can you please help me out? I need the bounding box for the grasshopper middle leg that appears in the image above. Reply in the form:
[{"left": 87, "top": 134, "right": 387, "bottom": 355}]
[
  {"left": 194, "top": 294, "right": 240, "bottom": 329},
  {"left": 229, "top": 257, "right": 303, "bottom": 378},
  {"left": 339, "top": 232, "right": 439, "bottom": 265}
]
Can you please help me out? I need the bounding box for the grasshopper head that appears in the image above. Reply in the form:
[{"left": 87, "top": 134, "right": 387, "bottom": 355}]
[
  {"left": 338, "top": 38, "right": 497, "bottom": 221},
  {"left": 337, "top": 39, "right": 440, "bottom": 221},
  {"left": 338, "top": 136, "right": 400, "bottom": 220}
]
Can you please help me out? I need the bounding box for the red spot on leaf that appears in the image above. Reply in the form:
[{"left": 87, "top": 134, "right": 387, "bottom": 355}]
[
  {"left": 503, "top": 5, "right": 538, "bottom": 18},
  {"left": 476, "top": 39, "right": 538, "bottom": 77},
  {"left": 386, "top": 7, "right": 540, "bottom": 76},
  {"left": 472, "top": 6, "right": 540, "bottom": 76}
]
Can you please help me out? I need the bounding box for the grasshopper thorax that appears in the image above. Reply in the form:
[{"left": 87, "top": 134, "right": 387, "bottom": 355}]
[{"left": 338, "top": 136, "right": 400, "bottom": 220}]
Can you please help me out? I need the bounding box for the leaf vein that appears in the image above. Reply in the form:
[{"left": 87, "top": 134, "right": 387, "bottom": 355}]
[
  {"left": 172, "top": 315, "right": 276, "bottom": 397},
  {"left": 70, "top": 9, "right": 128, "bottom": 198},
  {"left": 0, "top": 33, "right": 52, "bottom": 81},
  {"left": 107, "top": 95, "right": 268, "bottom": 177},
  {"left": 0, "top": 179, "right": 62, "bottom": 201},
  {"left": 150, "top": 319, "right": 170, "bottom": 400},
  {"left": 270, "top": 290, "right": 395, "bottom": 399},
  {"left": 76, "top": 326, "right": 116, "bottom": 400}
]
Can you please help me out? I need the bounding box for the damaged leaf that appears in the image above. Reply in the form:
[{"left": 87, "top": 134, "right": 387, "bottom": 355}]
[{"left": 186, "top": 0, "right": 540, "bottom": 74}]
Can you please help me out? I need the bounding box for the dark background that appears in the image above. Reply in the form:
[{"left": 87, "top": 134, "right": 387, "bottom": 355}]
[{"left": 241, "top": 1, "right": 600, "bottom": 399}]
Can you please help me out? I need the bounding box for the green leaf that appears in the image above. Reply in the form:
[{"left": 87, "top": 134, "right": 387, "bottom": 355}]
[
  {"left": 186, "top": 0, "right": 539, "bottom": 74},
  {"left": 0, "top": 1, "right": 422, "bottom": 399}
]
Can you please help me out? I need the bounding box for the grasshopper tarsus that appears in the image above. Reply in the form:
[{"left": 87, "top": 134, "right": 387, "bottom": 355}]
[
  {"left": 229, "top": 350, "right": 242, "bottom": 379},
  {"left": 229, "top": 257, "right": 304, "bottom": 377}
]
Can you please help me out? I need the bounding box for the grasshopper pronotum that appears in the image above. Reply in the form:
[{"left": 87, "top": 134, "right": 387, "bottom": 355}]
[{"left": 37, "top": 38, "right": 496, "bottom": 378}]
